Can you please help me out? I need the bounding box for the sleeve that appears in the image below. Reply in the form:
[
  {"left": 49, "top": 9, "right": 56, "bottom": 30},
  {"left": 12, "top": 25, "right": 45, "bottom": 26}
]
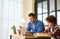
[
  {"left": 54, "top": 27, "right": 60, "bottom": 36},
  {"left": 37, "top": 22, "right": 45, "bottom": 33},
  {"left": 53, "top": 27, "right": 60, "bottom": 38},
  {"left": 27, "top": 22, "right": 31, "bottom": 31}
]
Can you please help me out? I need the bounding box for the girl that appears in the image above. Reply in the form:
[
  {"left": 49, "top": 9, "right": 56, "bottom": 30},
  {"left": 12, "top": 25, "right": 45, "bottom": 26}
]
[{"left": 45, "top": 15, "right": 60, "bottom": 39}]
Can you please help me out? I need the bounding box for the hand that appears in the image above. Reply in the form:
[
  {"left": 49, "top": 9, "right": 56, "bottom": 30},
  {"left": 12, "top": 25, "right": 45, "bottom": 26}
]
[
  {"left": 26, "top": 31, "right": 31, "bottom": 34},
  {"left": 47, "top": 32, "right": 52, "bottom": 36}
]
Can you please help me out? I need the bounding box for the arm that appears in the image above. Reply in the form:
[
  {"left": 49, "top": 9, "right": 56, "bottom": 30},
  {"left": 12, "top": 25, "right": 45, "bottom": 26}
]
[
  {"left": 54, "top": 27, "right": 60, "bottom": 36},
  {"left": 27, "top": 22, "right": 31, "bottom": 32},
  {"left": 26, "top": 22, "right": 33, "bottom": 34}
]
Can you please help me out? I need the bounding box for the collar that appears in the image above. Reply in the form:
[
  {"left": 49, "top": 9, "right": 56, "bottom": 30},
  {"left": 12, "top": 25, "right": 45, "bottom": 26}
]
[{"left": 31, "top": 20, "right": 37, "bottom": 25}]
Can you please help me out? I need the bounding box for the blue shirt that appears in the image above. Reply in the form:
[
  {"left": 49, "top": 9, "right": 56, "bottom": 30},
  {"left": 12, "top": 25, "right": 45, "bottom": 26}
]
[{"left": 27, "top": 20, "right": 45, "bottom": 34}]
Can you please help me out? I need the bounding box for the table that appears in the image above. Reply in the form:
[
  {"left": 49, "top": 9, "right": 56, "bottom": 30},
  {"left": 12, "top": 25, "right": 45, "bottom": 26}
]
[
  {"left": 25, "top": 33, "right": 51, "bottom": 39},
  {"left": 10, "top": 33, "right": 51, "bottom": 39}
]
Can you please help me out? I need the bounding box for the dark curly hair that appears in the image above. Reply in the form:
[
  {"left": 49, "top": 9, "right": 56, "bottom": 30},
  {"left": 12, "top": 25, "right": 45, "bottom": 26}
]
[{"left": 46, "top": 15, "right": 57, "bottom": 25}]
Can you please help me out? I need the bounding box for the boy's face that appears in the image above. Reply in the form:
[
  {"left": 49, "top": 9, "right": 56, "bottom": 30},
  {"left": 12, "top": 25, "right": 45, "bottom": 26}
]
[{"left": 29, "top": 16, "right": 36, "bottom": 24}]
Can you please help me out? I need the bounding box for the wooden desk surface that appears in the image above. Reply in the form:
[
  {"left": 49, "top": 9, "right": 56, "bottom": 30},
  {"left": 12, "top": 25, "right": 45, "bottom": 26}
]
[
  {"left": 34, "top": 33, "right": 51, "bottom": 37},
  {"left": 10, "top": 33, "right": 51, "bottom": 39},
  {"left": 25, "top": 33, "right": 51, "bottom": 39},
  {"left": 25, "top": 36, "right": 51, "bottom": 39}
]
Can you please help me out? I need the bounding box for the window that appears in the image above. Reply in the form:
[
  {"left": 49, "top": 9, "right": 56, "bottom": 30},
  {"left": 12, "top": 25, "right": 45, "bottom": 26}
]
[
  {"left": 50, "top": 0, "right": 55, "bottom": 11},
  {"left": 43, "top": 14, "right": 48, "bottom": 25},
  {"left": 37, "top": 1, "right": 48, "bottom": 25},
  {"left": 57, "top": 0, "right": 60, "bottom": 25},
  {"left": 37, "top": 2, "right": 42, "bottom": 21},
  {"left": 43, "top": 1, "right": 48, "bottom": 25},
  {"left": 0, "top": 0, "right": 23, "bottom": 39},
  {"left": 35, "top": 0, "right": 60, "bottom": 26},
  {"left": 43, "top": 1, "right": 47, "bottom": 13},
  {"left": 37, "top": 3, "right": 42, "bottom": 14},
  {"left": 57, "top": 12, "right": 60, "bottom": 25},
  {"left": 57, "top": 0, "right": 60, "bottom": 10},
  {"left": 38, "top": 14, "right": 42, "bottom": 21},
  {"left": 50, "top": 12, "right": 55, "bottom": 16}
]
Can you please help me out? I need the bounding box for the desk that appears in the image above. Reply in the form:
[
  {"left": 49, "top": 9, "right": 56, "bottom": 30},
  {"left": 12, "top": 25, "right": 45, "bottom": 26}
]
[
  {"left": 10, "top": 33, "right": 51, "bottom": 39},
  {"left": 25, "top": 36, "right": 51, "bottom": 39},
  {"left": 25, "top": 33, "right": 51, "bottom": 39}
]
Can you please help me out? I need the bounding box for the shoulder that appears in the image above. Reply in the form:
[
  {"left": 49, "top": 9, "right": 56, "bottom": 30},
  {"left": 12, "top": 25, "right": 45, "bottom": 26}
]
[
  {"left": 55, "top": 26, "right": 60, "bottom": 30},
  {"left": 28, "top": 21, "right": 32, "bottom": 24},
  {"left": 36, "top": 20, "right": 44, "bottom": 26},
  {"left": 37, "top": 20, "right": 44, "bottom": 24},
  {"left": 55, "top": 26, "right": 59, "bottom": 29},
  {"left": 28, "top": 22, "right": 31, "bottom": 25}
]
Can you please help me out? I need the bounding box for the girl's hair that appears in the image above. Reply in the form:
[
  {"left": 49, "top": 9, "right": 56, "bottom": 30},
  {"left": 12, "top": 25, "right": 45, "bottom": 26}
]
[{"left": 46, "top": 15, "right": 57, "bottom": 25}]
